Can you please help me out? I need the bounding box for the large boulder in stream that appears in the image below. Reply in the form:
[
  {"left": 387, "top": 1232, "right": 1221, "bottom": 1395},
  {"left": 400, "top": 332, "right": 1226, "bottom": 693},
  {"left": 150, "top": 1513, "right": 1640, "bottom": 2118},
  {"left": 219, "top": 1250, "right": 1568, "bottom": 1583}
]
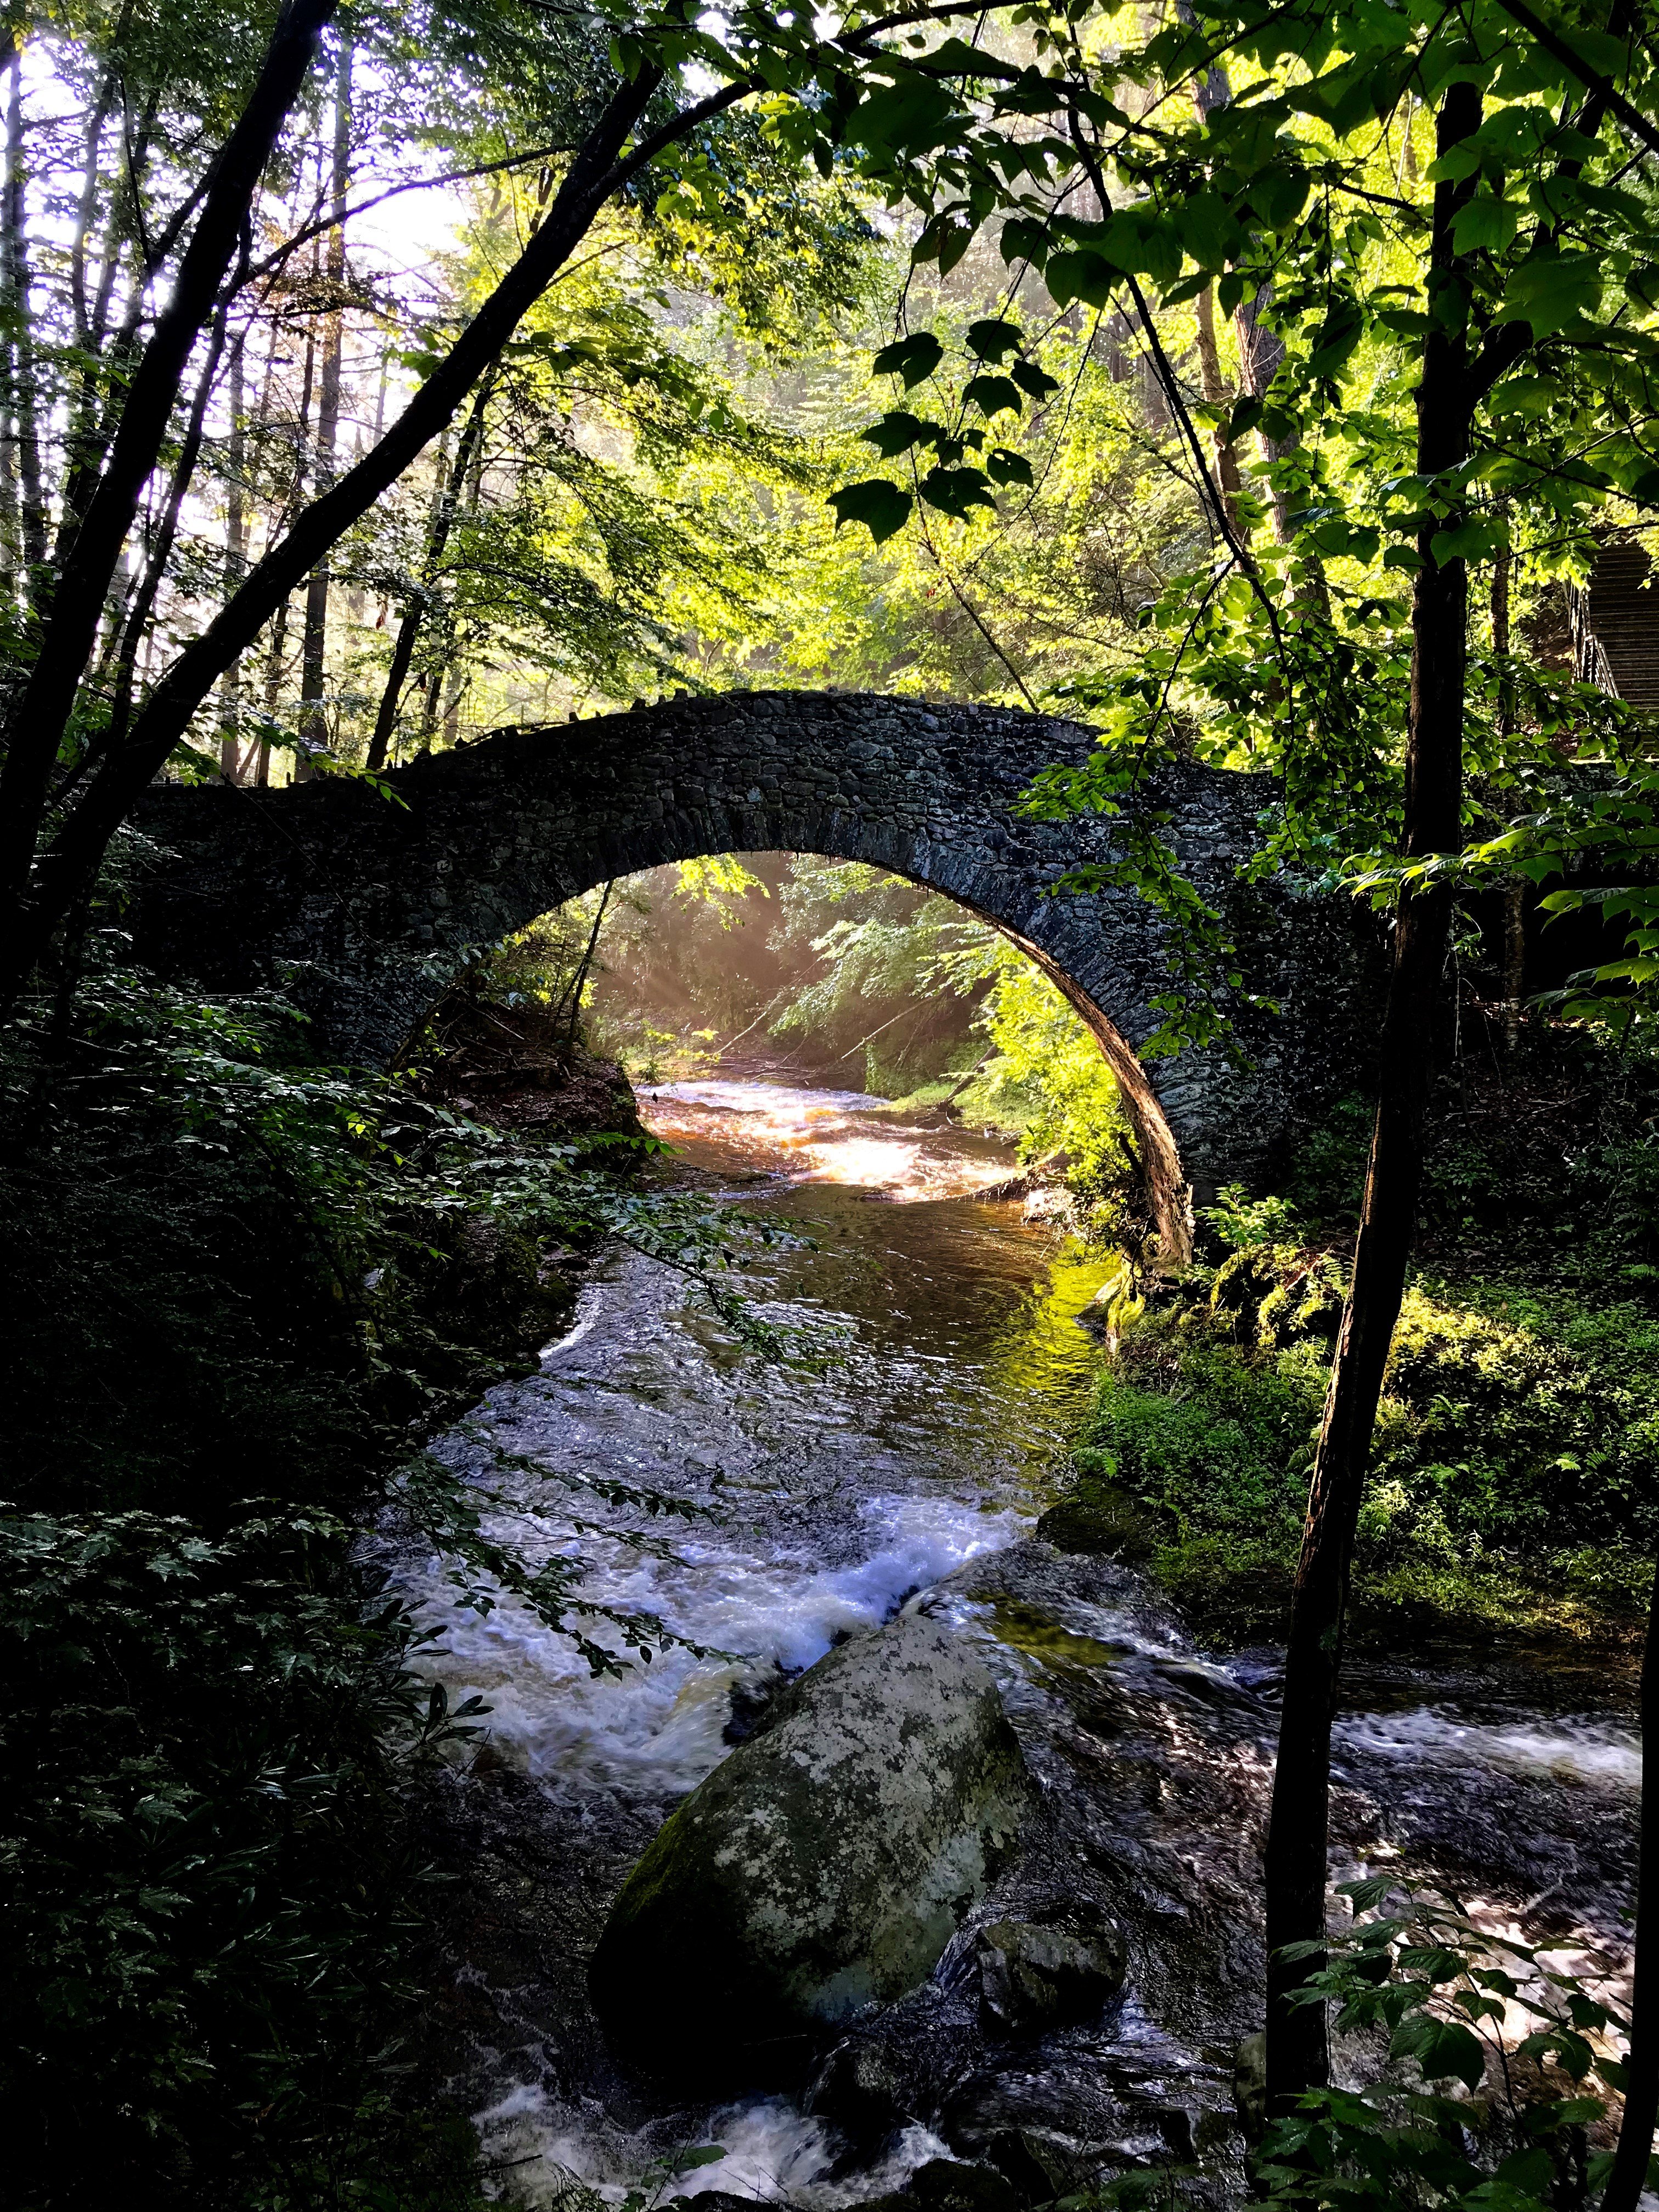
[{"left": 590, "top": 1609, "right": 1035, "bottom": 2087}]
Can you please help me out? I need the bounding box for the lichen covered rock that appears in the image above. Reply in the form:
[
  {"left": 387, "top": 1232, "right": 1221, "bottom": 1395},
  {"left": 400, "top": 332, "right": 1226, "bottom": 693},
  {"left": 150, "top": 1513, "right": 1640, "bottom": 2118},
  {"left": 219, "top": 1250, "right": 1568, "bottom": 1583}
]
[{"left": 590, "top": 1610, "right": 1034, "bottom": 2087}]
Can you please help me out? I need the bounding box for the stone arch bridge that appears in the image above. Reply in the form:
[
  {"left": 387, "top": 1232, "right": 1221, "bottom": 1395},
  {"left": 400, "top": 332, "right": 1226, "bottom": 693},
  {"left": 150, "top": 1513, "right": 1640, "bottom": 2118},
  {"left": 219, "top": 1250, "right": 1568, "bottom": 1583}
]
[{"left": 132, "top": 690, "right": 1379, "bottom": 1254}]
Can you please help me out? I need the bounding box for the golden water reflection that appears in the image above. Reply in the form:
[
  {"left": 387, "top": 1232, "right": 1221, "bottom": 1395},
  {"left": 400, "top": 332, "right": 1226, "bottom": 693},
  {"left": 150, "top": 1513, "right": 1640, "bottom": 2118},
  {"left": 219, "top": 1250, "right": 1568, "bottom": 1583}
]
[{"left": 639, "top": 1078, "right": 1020, "bottom": 1201}]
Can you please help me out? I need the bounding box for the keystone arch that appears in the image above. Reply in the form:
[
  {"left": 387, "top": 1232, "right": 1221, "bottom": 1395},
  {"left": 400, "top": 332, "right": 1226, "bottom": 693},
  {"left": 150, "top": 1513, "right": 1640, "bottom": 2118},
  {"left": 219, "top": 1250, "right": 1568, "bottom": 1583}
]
[{"left": 131, "top": 690, "right": 1380, "bottom": 1257}]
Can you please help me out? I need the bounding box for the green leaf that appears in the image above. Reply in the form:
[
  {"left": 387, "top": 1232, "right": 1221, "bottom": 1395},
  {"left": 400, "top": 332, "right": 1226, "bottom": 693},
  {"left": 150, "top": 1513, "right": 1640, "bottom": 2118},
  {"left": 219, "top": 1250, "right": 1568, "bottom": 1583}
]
[
  {"left": 670, "top": 2147, "right": 727, "bottom": 2174},
  {"left": 963, "top": 373, "right": 1023, "bottom": 417},
  {"left": 827, "top": 478, "right": 913, "bottom": 544},
  {"left": 849, "top": 77, "right": 961, "bottom": 159},
  {"left": 966, "top": 318, "right": 1024, "bottom": 362},
  {"left": 861, "top": 410, "right": 938, "bottom": 458},
  {"left": 1429, "top": 516, "right": 1509, "bottom": 565},
  {"left": 1487, "top": 374, "right": 1558, "bottom": 419},
  {"left": 873, "top": 332, "right": 945, "bottom": 389},
  {"left": 986, "top": 447, "right": 1035, "bottom": 487},
  {"left": 918, "top": 465, "right": 996, "bottom": 519},
  {"left": 1308, "top": 296, "right": 1364, "bottom": 377},
  {"left": 1497, "top": 253, "right": 1605, "bottom": 336},
  {"left": 1012, "top": 359, "right": 1062, "bottom": 400},
  {"left": 1452, "top": 194, "right": 1523, "bottom": 253},
  {"left": 1045, "top": 247, "right": 1118, "bottom": 311},
  {"left": 999, "top": 215, "right": 1052, "bottom": 267},
  {"left": 1390, "top": 2012, "right": 1486, "bottom": 2090},
  {"left": 1338, "top": 1875, "right": 1397, "bottom": 1911}
]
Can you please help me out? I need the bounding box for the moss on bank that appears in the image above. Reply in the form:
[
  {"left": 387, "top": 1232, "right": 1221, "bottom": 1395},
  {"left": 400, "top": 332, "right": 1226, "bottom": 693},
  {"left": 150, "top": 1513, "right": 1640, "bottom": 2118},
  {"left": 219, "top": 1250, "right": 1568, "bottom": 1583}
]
[{"left": 1042, "top": 1039, "right": 1659, "bottom": 1655}]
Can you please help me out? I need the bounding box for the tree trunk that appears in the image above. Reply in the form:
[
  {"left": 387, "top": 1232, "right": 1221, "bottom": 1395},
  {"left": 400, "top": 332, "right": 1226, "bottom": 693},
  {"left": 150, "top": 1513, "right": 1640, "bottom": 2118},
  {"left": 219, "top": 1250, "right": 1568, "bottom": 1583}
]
[
  {"left": 220, "top": 336, "right": 249, "bottom": 780},
  {"left": 104, "top": 309, "right": 231, "bottom": 753},
  {"left": 1234, "top": 295, "right": 1290, "bottom": 542},
  {"left": 296, "top": 33, "right": 351, "bottom": 783},
  {"left": 1194, "top": 286, "right": 1243, "bottom": 527},
  {"left": 1261, "top": 75, "right": 1482, "bottom": 2119},
  {"left": 2, "top": 42, "right": 49, "bottom": 607},
  {"left": 1491, "top": 538, "right": 1525, "bottom": 1051},
  {"left": 1602, "top": 1554, "right": 1659, "bottom": 2212},
  {"left": 368, "top": 375, "right": 493, "bottom": 772}
]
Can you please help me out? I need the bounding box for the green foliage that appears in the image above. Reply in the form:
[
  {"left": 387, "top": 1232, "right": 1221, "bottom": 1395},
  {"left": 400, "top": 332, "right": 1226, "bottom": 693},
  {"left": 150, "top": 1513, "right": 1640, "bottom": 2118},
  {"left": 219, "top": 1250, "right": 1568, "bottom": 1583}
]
[
  {"left": 970, "top": 947, "right": 1138, "bottom": 1208},
  {"left": 1259, "top": 1878, "right": 1633, "bottom": 2212},
  {"left": 807, "top": 0, "right": 1659, "bottom": 1052},
  {"left": 1057, "top": 1082, "right": 1659, "bottom": 1641},
  {"left": 1205, "top": 1183, "right": 1304, "bottom": 1250},
  {"left": 0, "top": 1502, "right": 483, "bottom": 2205}
]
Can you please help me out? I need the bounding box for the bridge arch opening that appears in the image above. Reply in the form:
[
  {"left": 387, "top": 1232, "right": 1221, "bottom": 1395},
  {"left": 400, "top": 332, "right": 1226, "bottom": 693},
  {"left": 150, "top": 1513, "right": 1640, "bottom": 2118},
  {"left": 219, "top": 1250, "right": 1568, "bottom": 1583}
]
[{"left": 488, "top": 849, "right": 1190, "bottom": 1256}]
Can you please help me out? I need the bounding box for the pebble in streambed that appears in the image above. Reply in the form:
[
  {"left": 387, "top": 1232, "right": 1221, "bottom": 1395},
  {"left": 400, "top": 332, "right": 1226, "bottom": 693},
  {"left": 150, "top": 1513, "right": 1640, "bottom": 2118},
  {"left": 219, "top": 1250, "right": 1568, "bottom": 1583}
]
[{"left": 390, "top": 1082, "right": 1639, "bottom": 2209}]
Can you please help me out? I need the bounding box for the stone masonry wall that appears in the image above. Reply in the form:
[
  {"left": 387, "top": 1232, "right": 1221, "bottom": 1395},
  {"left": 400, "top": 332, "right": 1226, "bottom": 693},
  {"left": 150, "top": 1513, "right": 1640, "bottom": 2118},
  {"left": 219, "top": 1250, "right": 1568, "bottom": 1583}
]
[{"left": 129, "top": 691, "right": 1383, "bottom": 1252}]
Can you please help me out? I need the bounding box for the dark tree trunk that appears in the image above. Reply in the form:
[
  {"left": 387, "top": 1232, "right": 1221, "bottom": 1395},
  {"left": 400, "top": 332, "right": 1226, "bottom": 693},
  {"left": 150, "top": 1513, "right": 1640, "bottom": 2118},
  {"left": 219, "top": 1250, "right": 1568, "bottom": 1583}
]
[
  {"left": 1194, "top": 286, "right": 1243, "bottom": 527},
  {"left": 104, "top": 308, "right": 231, "bottom": 753},
  {"left": 2, "top": 42, "right": 49, "bottom": 605},
  {"left": 1261, "top": 75, "right": 1483, "bottom": 2117},
  {"left": 366, "top": 374, "right": 492, "bottom": 773},
  {"left": 220, "top": 336, "right": 249, "bottom": 780},
  {"left": 296, "top": 33, "right": 351, "bottom": 782}
]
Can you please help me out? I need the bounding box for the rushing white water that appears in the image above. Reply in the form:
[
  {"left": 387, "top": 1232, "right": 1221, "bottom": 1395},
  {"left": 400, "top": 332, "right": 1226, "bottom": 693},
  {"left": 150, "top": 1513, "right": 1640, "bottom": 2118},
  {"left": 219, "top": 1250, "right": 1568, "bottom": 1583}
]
[
  {"left": 475, "top": 2086, "right": 954, "bottom": 2211},
  {"left": 413, "top": 1488, "right": 1023, "bottom": 1801},
  {"left": 1336, "top": 1706, "right": 1642, "bottom": 1790}
]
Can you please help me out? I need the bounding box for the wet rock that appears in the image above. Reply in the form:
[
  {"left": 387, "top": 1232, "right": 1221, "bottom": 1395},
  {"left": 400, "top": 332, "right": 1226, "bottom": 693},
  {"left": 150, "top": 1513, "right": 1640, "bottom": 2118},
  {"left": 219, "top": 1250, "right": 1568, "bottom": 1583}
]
[
  {"left": 590, "top": 1609, "right": 1035, "bottom": 2088},
  {"left": 807, "top": 2030, "right": 930, "bottom": 2141},
  {"left": 939, "top": 2066, "right": 1194, "bottom": 2188},
  {"left": 911, "top": 2156, "right": 1025, "bottom": 2212},
  {"left": 981, "top": 2126, "right": 1076, "bottom": 2204},
  {"left": 1233, "top": 2032, "right": 1267, "bottom": 2145},
  {"left": 1035, "top": 1492, "right": 1155, "bottom": 1564},
  {"left": 974, "top": 1902, "right": 1126, "bottom": 2033},
  {"left": 805, "top": 1979, "right": 983, "bottom": 2143}
]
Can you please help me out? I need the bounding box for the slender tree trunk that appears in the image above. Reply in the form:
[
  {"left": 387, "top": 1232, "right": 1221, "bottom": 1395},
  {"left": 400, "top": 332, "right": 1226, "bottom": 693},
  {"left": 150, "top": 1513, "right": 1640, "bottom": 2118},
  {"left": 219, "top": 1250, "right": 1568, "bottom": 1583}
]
[
  {"left": 220, "top": 338, "right": 249, "bottom": 780},
  {"left": 67, "top": 65, "right": 118, "bottom": 349},
  {"left": 1233, "top": 294, "right": 1291, "bottom": 542},
  {"left": 367, "top": 377, "right": 493, "bottom": 772},
  {"left": 296, "top": 35, "right": 351, "bottom": 782},
  {"left": 0, "top": 369, "right": 17, "bottom": 607},
  {"left": 366, "top": 428, "right": 449, "bottom": 772},
  {"left": 1261, "top": 76, "right": 1483, "bottom": 2118},
  {"left": 104, "top": 308, "right": 231, "bottom": 752},
  {"left": 1194, "top": 286, "right": 1243, "bottom": 527},
  {"left": 259, "top": 316, "right": 318, "bottom": 782},
  {"left": 1490, "top": 539, "right": 1526, "bottom": 1051},
  {"left": 2, "top": 43, "right": 49, "bottom": 607},
  {"left": 560, "top": 879, "right": 613, "bottom": 1041},
  {"left": 1602, "top": 1554, "right": 1659, "bottom": 2212}
]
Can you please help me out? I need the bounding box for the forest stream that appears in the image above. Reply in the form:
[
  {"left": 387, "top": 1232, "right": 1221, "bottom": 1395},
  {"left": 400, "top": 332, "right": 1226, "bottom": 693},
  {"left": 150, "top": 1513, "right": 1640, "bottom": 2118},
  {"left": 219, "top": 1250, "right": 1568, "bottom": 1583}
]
[{"left": 389, "top": 1081, "right": 1645, "bottom": 2208}]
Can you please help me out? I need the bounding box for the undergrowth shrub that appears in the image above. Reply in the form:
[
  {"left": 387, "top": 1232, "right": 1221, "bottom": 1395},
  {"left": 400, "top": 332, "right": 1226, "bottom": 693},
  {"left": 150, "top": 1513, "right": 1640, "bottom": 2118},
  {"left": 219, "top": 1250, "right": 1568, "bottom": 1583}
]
[{"left": 1053, "top": 1172, "right": 1659, "bottom": 1642}]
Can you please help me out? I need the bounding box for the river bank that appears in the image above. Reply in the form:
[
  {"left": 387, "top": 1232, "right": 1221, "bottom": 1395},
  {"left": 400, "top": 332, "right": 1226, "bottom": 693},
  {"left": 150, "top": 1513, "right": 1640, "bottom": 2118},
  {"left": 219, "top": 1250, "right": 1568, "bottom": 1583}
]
[{"left": 393, "top": 1076, "right": 1643, "bottom": 2209}]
